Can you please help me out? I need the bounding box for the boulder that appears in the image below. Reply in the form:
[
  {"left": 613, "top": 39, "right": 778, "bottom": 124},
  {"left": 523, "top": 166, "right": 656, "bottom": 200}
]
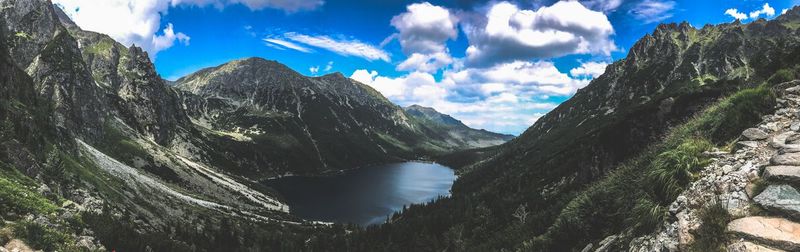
[
  {"left": 772, "top": 153, "right": 800, "bottom": 166},
  {"left": 743, "top": 128, "right": 770, "bottom": 140},
  {"left": 764, "top": 166, "right": 800, "bottom": 184},
  {"left": 754, "top": 184, "right": 800, "bottom": 220},
  {"left": 727, "top": 216, "right": 800, "bottom": 251}
]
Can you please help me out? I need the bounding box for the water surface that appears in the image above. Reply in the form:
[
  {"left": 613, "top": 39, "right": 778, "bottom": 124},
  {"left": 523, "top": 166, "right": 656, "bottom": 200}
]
[{"left": 265, "top": 162, "right": 455, "bottom": 226}]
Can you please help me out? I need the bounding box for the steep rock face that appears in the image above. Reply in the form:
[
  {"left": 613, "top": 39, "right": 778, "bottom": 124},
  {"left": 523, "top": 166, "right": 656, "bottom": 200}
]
[
  {"left": 1, "top": 0, "right": 106, "bottom": 142},
  {"left": 112, "top": 45, "right": 188, "bottom": 145}
]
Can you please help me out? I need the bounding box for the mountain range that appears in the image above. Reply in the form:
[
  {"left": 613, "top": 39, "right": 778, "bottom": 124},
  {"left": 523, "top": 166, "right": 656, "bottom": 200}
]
[{"left": 2, "top": 0, "right": 800, "bottom": 251}]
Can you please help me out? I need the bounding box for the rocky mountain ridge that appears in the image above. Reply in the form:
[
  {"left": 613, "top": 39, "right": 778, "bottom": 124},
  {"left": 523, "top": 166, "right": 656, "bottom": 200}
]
[{"left": 0, "top": 0, "right": 513, "bottom": 250}]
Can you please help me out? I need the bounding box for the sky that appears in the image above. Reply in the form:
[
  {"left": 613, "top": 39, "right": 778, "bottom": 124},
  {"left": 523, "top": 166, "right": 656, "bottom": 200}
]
[{"left": 53, "top": 0, "right": 800, "bottom": 135}]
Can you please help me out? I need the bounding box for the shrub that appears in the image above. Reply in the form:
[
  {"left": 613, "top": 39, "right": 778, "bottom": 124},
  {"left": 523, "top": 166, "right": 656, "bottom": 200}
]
[
  {"left": 12, "top": 221, "right": 74, "bottom": 251},
  {"left": 646, "top": 138, "right": 713, "bottom": 203},
  {"left": 627, "top": 198, "right": 667, "bottom": 235},
  {"left": 768, "top": 68, "right": 797, "bottom": 85},
  {"left": 690, "top": 203, "right": 731, "bottom": 252}
]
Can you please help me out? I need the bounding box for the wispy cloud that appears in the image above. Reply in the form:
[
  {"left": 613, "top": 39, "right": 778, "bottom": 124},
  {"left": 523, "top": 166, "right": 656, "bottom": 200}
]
[
  {"left": 629, "top": 0, "right": 676, "bottom": 24},
  {"left": 263, "top": 38, "right": 313, "bottom": 53},
  {"left": 284, "top": 33, "right": 391, "bottom": 62}
]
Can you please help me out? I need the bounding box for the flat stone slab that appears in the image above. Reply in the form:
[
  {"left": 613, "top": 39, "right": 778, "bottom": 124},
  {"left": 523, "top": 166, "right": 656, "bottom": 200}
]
[
  {"left": 764, "top": 166, "right": 800, "bottom": 184},
  {"left": 754, "top": 185, "right": 800, "bottom": 220},
  {"left": 772, "top": 153, "right": 800, "bottom": 166},
  {"left": 727, "top": 216, "right": 800, "bottom": 251},
  {"left": 727, "top": 241, "right": 783, "bottom": 252},
  {"left": 744, "top": 128, "right": 770, "bottom": 140}
]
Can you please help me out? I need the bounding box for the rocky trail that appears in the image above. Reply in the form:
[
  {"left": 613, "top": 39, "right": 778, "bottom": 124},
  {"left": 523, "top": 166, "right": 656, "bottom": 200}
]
[{"left": 629, "top": 81, "right": 800, "bottom": 252}]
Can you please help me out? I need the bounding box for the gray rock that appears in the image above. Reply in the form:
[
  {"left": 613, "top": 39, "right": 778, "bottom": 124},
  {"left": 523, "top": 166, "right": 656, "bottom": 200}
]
[
  {"left": 789, "top": 133, "right": 800, "bottom": 144},
  {"left": 743, "top": 128, "right": 769, "bottom": 140},
  {"left": 764, "top": 166, "right": 800, "bottom": 184},
  {"left": 754, "top": 184, "right": 800, "bottom": 220},
  {"left": 728, "top": 217, "right": 800, "bottom": 251},
  {"left": 772, "top": 153, "right": 800, "bottom": 166},
  {"left": 736, "top": 141, "right": 760, "bottom": 149},
  {"left": 792, "top": 122, "right": 800, "bottom": 132}
]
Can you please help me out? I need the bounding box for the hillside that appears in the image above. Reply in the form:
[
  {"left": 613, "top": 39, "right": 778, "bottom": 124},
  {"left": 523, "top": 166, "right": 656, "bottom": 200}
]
[
  {"left": 404, "top": 105, "right": 515, "bottom": 148},
  {"left": 173, "top": 59, "right": 513, "bottom": 177},
  {"left": 0, "top": 0, "right": 512, "bottom": 250},
  {"left": 346, "top": 7, "right": 800, "bottom": 251}
]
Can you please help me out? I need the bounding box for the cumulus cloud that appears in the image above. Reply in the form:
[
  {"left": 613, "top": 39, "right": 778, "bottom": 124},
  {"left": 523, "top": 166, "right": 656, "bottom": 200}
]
[
  {"left": 324, "top": 61, "right": 334, "bottom": 71},
  {"left": 629, "top": 0, "right": 676, "bottom": 24},
  {"left": 350, "top": 60, "right": 592, "bottom": 134},
  {"left": 570, "top": 61, "right": 609, "bottom": 78},
  {"left": 396, "top": 52, "right": 453, "bottom": 73},
  {"left": 309, "top": 66, "right": 320, "bottom": 75},
  {"left": 54, "top": 0, "right": 323, "bottom": 57},
  {"left": 725, "top": 8, "right": 748, "bottom": 20},
  {"left": 281, "top": 33, "right": 390, "bottom": 62},
  {"left": 390, "top": 2, "right": 458, "bottom": 72},
  {"left": 725, "top": 3, "right": 776, "bottom": 21},
  {"left": 749, "top": 3, "right": 776, "bottom": 19},
  {"left": 462, "top": 1, "right": 616, "bottom": 67}
]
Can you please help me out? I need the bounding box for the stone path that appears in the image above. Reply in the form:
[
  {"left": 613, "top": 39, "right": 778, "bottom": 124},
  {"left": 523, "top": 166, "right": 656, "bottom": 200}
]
[{"left": 630, "top": 84, "right": 800, "bottom": 251}]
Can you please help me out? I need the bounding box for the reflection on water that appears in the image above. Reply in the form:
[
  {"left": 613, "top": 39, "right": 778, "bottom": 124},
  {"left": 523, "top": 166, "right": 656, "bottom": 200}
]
[{"left": 265, "top": 162, "right": 456, "bottom": 226}]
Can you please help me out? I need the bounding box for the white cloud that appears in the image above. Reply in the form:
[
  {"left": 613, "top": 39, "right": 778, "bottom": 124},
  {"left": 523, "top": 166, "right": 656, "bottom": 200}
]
[
  {"left": 396, "top": 52, "right": 453, "bottom": 73},
  {"left": 749, "top": 3, "right": 776, "bottom": 19},
  {"left": 570, "top": 61, "right": 609, "bottom": 78},
  {"left": 263, "top": 38, "right": 313, "bottom": 53},
  {"left": 54, "top": 0, "right": 323, "bottom": 57},
  {"left": 283, "top": 33, "right": 391, "bottom": 62},
  {"left": 463, "top": 1, "right": 616, "bottom": 67},
  {"left": 324, "top": 61, "right": 334, "bottom": 71},
  {"left": 580, "top": 0, "right": 623, "bottom": 12},
  {"left": 309, "top": 66, "right": 320, "bottom": 75},
  {"left": 390, "top": 2, "right": 458, "bottom": 72},
  {"left": 629, "top": 0, "right": 676, "bottom": 23},
  {"left": 350, "top": 60, "right": 590, "bottom": 134},
  {"left": 784, "top": 9, "right": 790, "bottom": 15},
  {"left": 725, "top": 3, "right": 777, "bottom": 21},
  {"left": 725, "top": 8, "right": 748, "bottom": 20},
  {"left": 152, "top": 23, "right": 191, "bottom": 54}
]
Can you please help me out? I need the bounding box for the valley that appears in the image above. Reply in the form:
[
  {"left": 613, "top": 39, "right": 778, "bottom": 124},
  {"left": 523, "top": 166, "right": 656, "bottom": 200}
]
[{"left": 2, "top": 0, "right": 800, "bottom": 251}]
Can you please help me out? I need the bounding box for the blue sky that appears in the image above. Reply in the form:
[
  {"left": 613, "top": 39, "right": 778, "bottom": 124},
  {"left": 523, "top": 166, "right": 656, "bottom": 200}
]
[{"left": 55, "top": 0, "right": 800, "bottom": 135}]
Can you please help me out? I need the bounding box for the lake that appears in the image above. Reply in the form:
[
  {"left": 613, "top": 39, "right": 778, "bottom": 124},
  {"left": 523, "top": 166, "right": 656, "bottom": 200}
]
[{"left": 265, "top": 162, "right": 456, "bottom": 226}]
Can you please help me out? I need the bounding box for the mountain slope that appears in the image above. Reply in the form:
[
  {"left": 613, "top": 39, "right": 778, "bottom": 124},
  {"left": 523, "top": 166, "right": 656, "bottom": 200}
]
[
  {"left": 0, "top": 1, "right": 513, "bottom": 250},
  {"left": 404, "top": 104, "right": 515, "bottom": 148},
  {"left": 347, "top": 8, "right": 800, "bottom": 251},
  {"left": 174, "top": 58, "right": 512, "bottom": 176}
]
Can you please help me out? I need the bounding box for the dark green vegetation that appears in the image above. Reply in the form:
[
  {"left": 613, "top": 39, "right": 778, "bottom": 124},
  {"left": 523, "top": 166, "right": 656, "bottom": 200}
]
[
  {"left": 1, "top": 0, "right": 800, "bottom": 251},
  {"left": 339, "top": 9, "right": 800, "bottom": 251},
  {"left": 689, "top": 203, "right": 732, "bottom": 252}
]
